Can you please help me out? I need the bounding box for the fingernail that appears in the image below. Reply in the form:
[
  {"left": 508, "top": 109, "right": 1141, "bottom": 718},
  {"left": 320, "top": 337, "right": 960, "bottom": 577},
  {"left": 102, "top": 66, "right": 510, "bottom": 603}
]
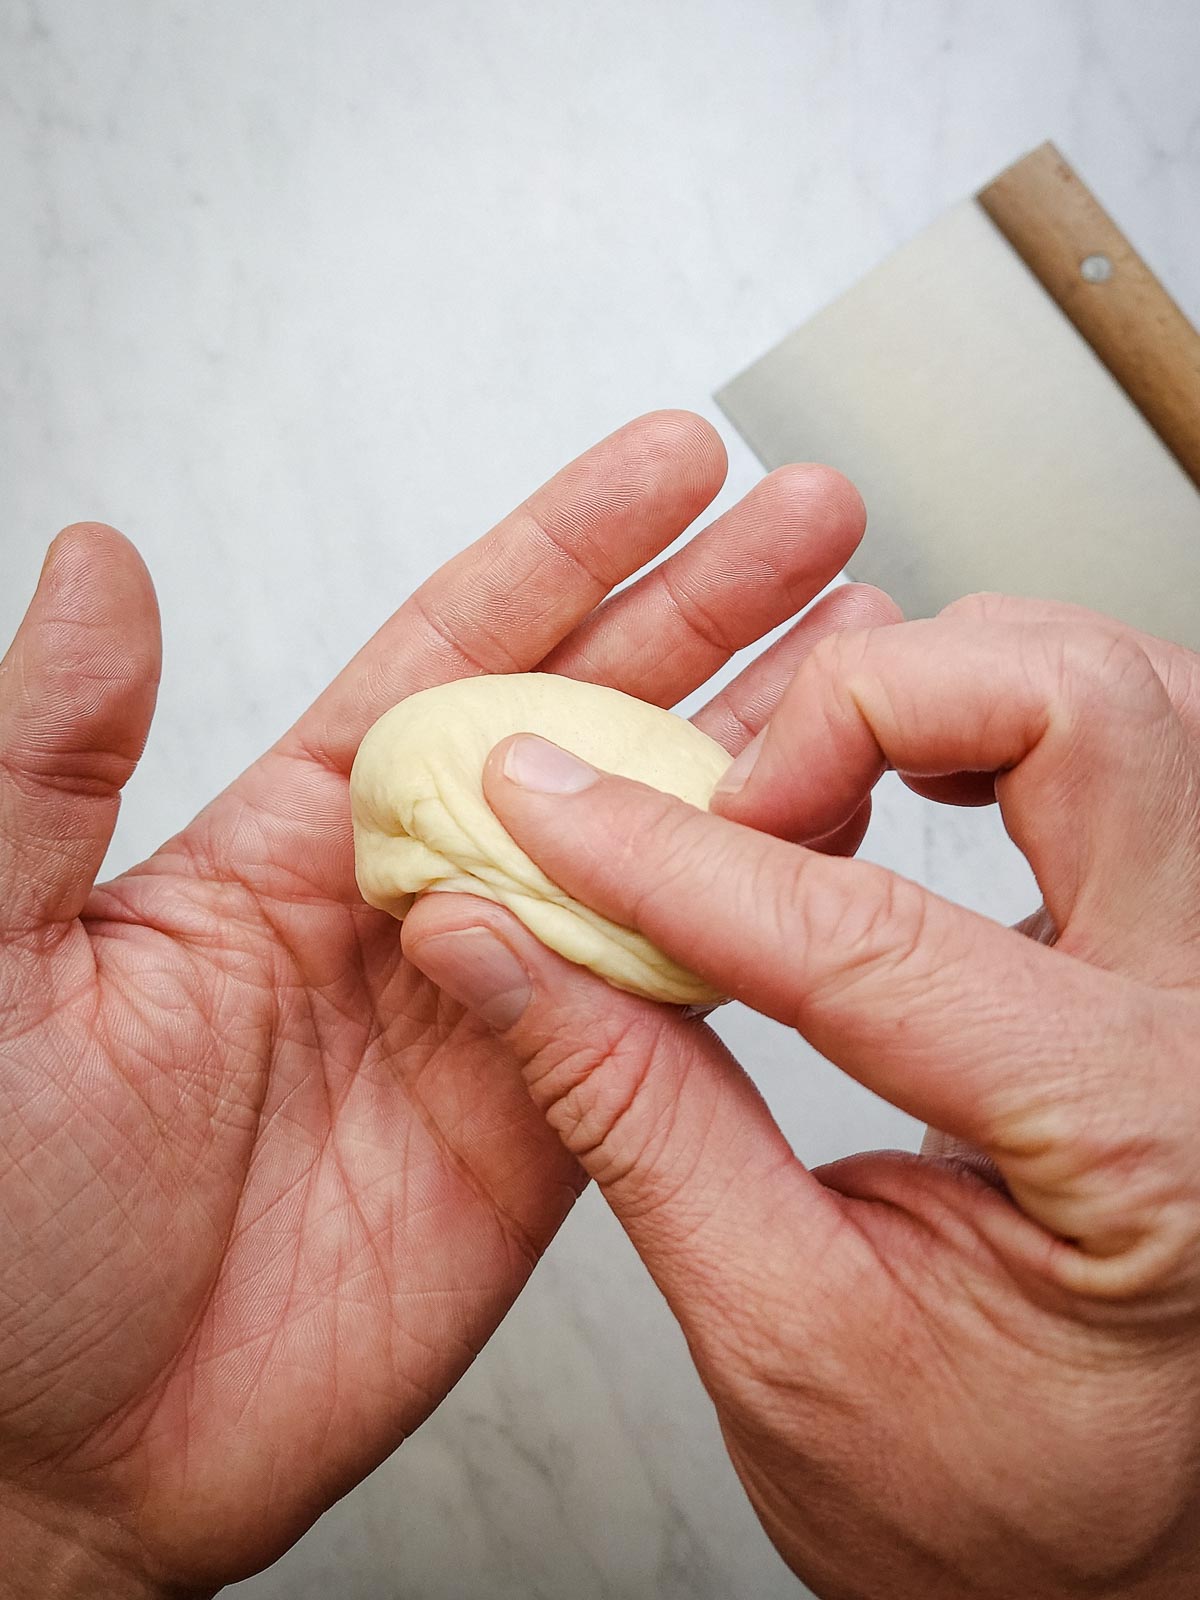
[
  {"left": 714, "top": 727, "right": 765, "bottom": 796},
  {"left": 502, "top": 734, "right": 598, "bottom": 794},
  {"left": 417, "top": 929, "right": 532, "bottom": 1030}
]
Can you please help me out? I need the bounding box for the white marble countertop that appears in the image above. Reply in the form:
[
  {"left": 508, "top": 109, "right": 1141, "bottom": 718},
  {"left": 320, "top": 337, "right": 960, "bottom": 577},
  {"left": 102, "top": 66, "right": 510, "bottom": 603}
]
[{"left": 3, "top": 2, "right": 1197, "bottom": 1595}]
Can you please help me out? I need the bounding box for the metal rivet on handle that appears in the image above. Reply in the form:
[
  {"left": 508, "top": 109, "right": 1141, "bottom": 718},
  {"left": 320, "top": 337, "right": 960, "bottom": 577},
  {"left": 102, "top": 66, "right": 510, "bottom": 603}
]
[{"left": 1080, "top": 253, "right": 1113, "bottom": 283}]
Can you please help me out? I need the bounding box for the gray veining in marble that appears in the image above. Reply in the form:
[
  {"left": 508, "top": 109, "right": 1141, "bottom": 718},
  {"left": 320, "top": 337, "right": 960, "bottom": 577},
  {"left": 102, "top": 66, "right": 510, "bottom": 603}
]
[{"left": 3, "top": 1, "right": 1198, "bottom": 1595}]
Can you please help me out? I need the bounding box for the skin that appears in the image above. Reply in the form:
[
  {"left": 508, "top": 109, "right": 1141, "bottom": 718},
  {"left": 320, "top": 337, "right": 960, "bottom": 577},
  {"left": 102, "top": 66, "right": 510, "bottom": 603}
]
[
  {"left": 0, "top": 411, "right": 891, "bottom": 1596},
  {"left": 408, "top": 593, "right": 1200, "bottom": 1599}
]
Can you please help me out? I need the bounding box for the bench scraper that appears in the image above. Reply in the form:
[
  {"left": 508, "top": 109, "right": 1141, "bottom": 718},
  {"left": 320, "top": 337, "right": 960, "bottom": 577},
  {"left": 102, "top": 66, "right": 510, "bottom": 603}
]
[{"left": 716, "top": 143, "right": 1200, "bottom": 650}]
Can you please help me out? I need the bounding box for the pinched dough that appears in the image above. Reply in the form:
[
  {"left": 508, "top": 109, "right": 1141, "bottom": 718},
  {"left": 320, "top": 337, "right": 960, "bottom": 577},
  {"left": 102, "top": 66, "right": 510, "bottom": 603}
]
[{"left": 350, "top": 673, "right": 732, "bottom": 1005}]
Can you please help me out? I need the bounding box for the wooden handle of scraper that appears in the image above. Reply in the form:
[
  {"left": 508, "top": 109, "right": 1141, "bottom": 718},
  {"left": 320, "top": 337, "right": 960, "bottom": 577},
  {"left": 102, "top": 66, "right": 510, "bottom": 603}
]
[{"left": 978, "top": 142, "right": 1200, "bottom": 492}]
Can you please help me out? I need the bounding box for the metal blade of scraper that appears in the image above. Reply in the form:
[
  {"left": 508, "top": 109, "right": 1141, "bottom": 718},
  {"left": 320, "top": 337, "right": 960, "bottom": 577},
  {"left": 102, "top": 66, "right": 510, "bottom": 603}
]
[{"left": 716, "top": 148, "right": 1200, "bottom": 650}]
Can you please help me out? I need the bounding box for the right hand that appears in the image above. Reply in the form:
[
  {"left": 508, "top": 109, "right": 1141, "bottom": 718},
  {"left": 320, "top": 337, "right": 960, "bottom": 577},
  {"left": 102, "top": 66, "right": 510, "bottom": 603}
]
[{"left": 408, "top": 592, "right": 1200, "bottom": 1600}]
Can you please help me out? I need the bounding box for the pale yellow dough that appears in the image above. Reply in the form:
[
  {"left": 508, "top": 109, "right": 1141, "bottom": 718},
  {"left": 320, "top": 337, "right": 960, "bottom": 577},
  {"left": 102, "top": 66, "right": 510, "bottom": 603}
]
[{"left": 350, "top": 673, "right": 733, "bottom": 1005}]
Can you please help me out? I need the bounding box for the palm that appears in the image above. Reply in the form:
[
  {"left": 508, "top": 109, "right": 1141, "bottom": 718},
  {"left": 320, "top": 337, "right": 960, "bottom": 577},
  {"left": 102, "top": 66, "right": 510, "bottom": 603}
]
[
  {"left": 0, "top": 417, "right": 866, "bottom": 1591},
  {"left": 16, "top": 761, "right": 576, "bottom": 1584}
]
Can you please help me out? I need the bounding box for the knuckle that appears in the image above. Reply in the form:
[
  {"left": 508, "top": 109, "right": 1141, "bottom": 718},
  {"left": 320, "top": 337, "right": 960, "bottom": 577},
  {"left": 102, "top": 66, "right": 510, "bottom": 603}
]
[
  {"left": 1030, "top": 629, "right": 1178, "bottom": 777},
  {"left": 657, "top": 563, "right": 736, "bottom": 653},
  {"left": 990, "top": 1016, "right": 1200, "bottom": 1301},
  {"left": 1032, "top": 1140, "right": 1200, "bottom": 1303},
  {"left": 521, "top": 1006, "right": 675, "bottom": 1186},
  {"left": 1154, "top": 647, "right": 1200, "bottom": 738},
  {"left": 1070, "top": 628, "right": 1149, "bottom": 685},
  {"left": 802, "top": 624, "right": 876, "bottom": 690},
  {"left": 1048, "top": 628, "right": 1164, "bottom": 718},
  {"left": 1059, "top": 1211, "right": 1200, "bottom": 1303},
  {"left": 409, "top": 586, "right": 522, "bottom": 675},
  {"left": 616, "top": 798, "right": 713, "bottom": 931},
  {"left": 744, "top": 848, "right": 806, "bottom": 953},
  {"left": 793, "top": 860, "right": 936, "bottom": 1013}
]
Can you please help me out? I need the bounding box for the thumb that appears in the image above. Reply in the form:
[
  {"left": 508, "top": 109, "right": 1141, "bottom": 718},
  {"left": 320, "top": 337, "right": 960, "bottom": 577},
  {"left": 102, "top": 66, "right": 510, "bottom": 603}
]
[
  {"left": 0, "top": 524, "right": 161, "bottom": 936},
  {"left": 402, "top": 891, "right": 848, "bottom": 1341}
]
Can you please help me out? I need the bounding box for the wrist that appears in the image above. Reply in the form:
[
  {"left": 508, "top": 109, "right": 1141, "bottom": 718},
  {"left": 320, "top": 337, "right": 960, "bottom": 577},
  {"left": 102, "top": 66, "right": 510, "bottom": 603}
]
[{"left": 1, "top": 1482, "right": 213, "bottom": 1600}]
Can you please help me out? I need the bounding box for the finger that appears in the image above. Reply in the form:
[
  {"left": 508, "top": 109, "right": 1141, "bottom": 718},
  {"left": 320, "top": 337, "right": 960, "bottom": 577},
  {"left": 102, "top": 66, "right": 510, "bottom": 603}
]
[
  {"left": 543, "top": 466, "right": 866, "bottom": 708},
  {"left": 940, "top": 590, "right": 1200, "bottom": 742},
  {"left": 690, "top": 583, "right": 901, "bottom": 752},
  {"left": 760, "top": 591, "right": 1200, "bottom": 815},
  {"left": 0, "top": 525, "right": 161, "bottom": 937},
  {"left": 689, "top": 582, "right": 897, "bottom": 853},
  {"left": 401, "top": 892, "right": 845, "bottom": 1343},
  {"left": 483, "top": 743, "right": 1185, "bottom": 1283},
  {"left": 905, "top": 589, "right": 1200, "bottom": 819},
  {"left": 711, "top": 618, "right": 1200, "bottom": 981},
  {"left": 484, "top": 736, "right": 1070, "bottom": 1141},
  {"left": 286, "top": 411, "right": 728, "bottom": 770}
]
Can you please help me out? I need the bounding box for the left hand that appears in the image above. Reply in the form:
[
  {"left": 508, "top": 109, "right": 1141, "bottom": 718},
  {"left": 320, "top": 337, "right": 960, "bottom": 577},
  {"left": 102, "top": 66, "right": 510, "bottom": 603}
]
[{"left": 0, "top": 411, "right": 882, "bottom": 1596}]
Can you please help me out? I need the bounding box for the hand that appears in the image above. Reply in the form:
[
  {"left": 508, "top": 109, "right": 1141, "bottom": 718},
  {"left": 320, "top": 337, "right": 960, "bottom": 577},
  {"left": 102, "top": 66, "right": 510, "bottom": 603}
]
[
  {"left": 406, "top": 593, "right": 1200, "bottom": 1600},
  {"left": 0, "top": 413, "right": 884, "bottom": 1596}
]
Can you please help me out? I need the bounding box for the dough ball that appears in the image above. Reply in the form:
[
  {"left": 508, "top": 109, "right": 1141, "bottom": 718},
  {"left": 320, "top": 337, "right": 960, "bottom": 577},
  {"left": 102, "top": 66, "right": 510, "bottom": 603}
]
[{"left": 350, "top": 673, "right": 732, "bottom": 1005}]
